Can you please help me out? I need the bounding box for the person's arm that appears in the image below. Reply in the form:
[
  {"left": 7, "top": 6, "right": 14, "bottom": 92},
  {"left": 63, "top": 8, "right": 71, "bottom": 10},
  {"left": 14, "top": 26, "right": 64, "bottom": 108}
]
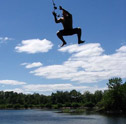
[
  {"left": 52, "top": 11, "right": 62, "bottom": 23},
  {"left": 59, "top": 6, "right": 72, "bottom": 16}
]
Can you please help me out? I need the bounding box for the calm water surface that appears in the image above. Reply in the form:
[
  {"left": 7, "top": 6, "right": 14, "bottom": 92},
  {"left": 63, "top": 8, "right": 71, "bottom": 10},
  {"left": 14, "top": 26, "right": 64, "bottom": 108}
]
[{"left": 0, "top": 110, "right": 126, "bottom": 124}]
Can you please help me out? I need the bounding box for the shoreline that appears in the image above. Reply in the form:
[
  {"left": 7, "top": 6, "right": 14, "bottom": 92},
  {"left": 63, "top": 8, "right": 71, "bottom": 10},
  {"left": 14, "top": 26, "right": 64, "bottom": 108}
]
[{"left": 0, "top": 107, "right": 125, "bottom": 115}]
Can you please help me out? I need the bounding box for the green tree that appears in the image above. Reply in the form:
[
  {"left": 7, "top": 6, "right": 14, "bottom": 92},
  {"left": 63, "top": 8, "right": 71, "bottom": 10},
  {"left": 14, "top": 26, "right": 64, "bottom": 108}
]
[
  {"left": 94, "top": 90, "right": 103, "bottom": 105},
  {"left": 107, "top": 77, "right": 122, "bottom": 89},
  {"left": 120, "top": 82, "right": 126, "bottom": 111},
  {"left": 82, "top": 91, "right": 94, "bottom": 104},
  {"left": 70, "top": 90, "right": 82, "bottom": 103},
  {"left": 102, "top": 78, "right": 124, "bottom": 111}
]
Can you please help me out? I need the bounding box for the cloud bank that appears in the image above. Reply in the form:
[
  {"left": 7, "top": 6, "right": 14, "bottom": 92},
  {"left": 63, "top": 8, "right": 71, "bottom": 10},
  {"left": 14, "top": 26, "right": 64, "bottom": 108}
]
[
  {"left": 23, "top": 84, "right": 106, "bottom": 94},
  {"left": 30, "top": 43, "right": 126, "bottom": 83},
  {"left": 15, "top": 39, "right": 53, "bottom": 54},
  {"left": 2, "top": 81, "right": 107, "bottom": 94},
  {"left": 0, "top": 80, "right": 26, "bottom": 85}
]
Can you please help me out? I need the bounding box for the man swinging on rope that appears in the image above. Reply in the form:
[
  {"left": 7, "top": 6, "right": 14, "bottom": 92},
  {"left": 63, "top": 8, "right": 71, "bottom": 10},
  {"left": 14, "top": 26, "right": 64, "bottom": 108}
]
[{"left": 52, "top": 6, "right": 85, "bottom": 47}]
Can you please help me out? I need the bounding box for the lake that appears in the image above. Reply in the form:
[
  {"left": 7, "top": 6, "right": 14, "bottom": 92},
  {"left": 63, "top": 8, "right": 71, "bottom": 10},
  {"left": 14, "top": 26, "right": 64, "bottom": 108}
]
[{"left": 0, "top": 110, "right": 126, "bottom": 124}]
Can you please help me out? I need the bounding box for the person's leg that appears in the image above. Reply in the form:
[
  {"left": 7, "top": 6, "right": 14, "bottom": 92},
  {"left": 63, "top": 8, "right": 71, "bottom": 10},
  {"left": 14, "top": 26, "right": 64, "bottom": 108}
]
[
  {"left": 57, "top": 30, "right": 67, "bottom": 47},
  {"left": 72, "top": 28, "right": 85, "bottom": 44}
]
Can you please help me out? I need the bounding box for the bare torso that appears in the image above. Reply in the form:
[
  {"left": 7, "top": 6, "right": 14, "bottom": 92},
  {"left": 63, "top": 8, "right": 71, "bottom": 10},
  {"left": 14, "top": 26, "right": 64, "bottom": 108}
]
[{"left": 60, "top": 15, "right": 73, "bottom": 30}]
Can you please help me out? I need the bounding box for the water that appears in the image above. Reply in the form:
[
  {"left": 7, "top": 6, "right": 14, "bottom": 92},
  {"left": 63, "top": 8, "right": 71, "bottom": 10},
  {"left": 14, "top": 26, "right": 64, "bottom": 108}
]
[{"left": 0, "top": 110, "right": 126, "bottom": 124}]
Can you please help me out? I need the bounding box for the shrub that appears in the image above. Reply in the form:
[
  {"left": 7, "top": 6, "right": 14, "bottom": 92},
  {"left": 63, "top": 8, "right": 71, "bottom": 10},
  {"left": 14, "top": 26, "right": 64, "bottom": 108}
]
[{"left": 84, "top": 102, "right": 95, "bottom": 108}]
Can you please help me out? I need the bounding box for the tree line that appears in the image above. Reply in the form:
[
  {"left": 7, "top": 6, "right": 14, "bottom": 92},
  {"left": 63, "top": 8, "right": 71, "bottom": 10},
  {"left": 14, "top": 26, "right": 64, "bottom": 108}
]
[{"left": 0, "top": 77, "right": 126, "bottom": 113}]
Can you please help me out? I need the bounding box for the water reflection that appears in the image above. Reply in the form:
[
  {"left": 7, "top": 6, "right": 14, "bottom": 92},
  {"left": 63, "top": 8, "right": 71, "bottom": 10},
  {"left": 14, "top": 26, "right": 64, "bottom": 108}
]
[{"left": 0, "top": 110, "right": 125, "bottom": 124}]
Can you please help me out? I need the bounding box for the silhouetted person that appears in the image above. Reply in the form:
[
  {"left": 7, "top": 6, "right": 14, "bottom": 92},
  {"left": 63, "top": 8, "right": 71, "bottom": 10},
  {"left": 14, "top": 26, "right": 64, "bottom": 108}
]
[{"left": 52, "top": 6, "right": 85, "bottom": 47}]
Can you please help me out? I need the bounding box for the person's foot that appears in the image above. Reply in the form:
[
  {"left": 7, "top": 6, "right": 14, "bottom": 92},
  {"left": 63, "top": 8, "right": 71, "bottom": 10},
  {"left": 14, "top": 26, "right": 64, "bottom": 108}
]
[
  {"left": 61, "top": 42, "right": 67, "bottom": 47},
  {"left": 78, "top": 40, "right": 85, "bottom": 44}
]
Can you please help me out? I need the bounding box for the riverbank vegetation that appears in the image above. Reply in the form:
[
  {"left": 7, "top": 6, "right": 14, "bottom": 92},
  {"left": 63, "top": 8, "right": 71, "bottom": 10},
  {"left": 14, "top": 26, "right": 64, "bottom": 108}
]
[{"left": 0, "top": 77, "right": 126, "bottom": 114}]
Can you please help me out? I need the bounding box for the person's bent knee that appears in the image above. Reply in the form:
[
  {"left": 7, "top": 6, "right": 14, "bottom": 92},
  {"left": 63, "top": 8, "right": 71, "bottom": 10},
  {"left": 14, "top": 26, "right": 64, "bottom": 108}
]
[
  {"left": 57, "top": 31, "right": 62, "bottom": 37},
  {"left": 78, "top": 27, "right": 81, "bottom": 31}
]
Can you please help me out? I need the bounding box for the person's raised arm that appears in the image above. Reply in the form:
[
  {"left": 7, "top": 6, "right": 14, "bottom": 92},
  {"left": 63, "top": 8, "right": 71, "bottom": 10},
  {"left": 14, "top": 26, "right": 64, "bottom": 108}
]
[
  {"left": 59, "top": 6, "right": 72, "bottom": 16},
  {"left": 52, "top": 11, "right": 62, "bottom": 23}
]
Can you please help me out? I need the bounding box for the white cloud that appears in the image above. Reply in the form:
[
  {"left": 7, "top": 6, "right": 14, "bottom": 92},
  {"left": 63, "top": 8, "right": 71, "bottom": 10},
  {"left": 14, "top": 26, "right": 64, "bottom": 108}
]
[
  {"left": 24, "top": 84, "right": 79, "bottom": 92},
  {"left": 2, "top": 83, "right": 107, "bottom": 94},
  {"left": 4, "top": 88, "right": 24, "bottom": 93},
  {"left": 23, "top": 84, "right": 107, "bottom": 93},
  {"left": 0, "top": 37, "right": 13, "bottom": 44},
  {"left": 30, "top": 43, "right": 126, "bottom": 83},
  {"left": 15, "top": 39, "right": 53, "bottom": 54},
  {"left": 59, "top": 43, "right": 104, "bottom": 56},
  {"left": 21, "top": 63, "right": 28, "bottom": 66},
  {"left": 21, "top": 62, "right": 43, "bottom": 69},
  {"left": 0, "top": 80, "right": 26, "bottom": 85},
  {"left": 116, "top": 46, "right": 126, "bottom": 53}
]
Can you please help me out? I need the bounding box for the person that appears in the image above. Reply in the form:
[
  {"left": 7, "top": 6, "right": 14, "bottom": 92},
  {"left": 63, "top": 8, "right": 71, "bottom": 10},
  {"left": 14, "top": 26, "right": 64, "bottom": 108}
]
[{"left": 52, "top": 6, "right": 85, "bottom": 47}]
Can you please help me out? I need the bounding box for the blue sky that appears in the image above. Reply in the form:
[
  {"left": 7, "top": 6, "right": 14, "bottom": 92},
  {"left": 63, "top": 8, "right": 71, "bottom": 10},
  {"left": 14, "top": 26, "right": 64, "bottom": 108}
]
[{"left": 0, "top": 0, "right": 126, "bottom": 95}]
